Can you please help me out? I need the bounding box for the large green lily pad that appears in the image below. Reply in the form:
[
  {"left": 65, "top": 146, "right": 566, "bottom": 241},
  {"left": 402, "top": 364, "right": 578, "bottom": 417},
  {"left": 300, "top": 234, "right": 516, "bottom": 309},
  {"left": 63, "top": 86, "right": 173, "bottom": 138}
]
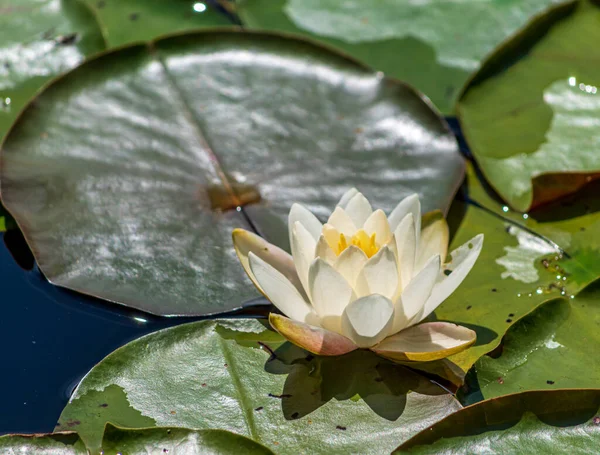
[
  {"left": 458, "top": 0, "right": 600, "bottom": 212},
  {"left": 57, "top": 318, "right": 462, "bottom": 454},
  {"left": 1, "top": 31, "right": 464, "bottom": 315},
  {"left": 433, "top": 163, "right": 599, "bottom": 375},
  {"left": 463, "top": 282, "right": 600, "bottom": 403},
  {"left": 395, "top": 389, "right": 600, "bottom": 454},
  {"left": 236, "top": 0, "right": 560, "bottom": 114}
]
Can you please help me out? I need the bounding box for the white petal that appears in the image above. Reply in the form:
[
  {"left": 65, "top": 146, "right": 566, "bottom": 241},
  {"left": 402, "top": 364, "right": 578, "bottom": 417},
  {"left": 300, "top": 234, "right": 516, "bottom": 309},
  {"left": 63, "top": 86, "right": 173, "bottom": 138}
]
[
  {"left": 232, "top": 228, "right": 306, "bottom": 299},
  {"left": 416, "top": 211, "right": 449, "bottom": 272},
  {"left": 327, "top": 207, "right": 357, "bottom": 236},
  {"left": 418, "top": 234, "right": 484, "bottom": 323},
  {"left": 363, "top": 209, "right": 392, "bottom": 245},
  {"left": 394, "top": 214, "right": 417, "bottom": 290},
  {"left": 342, "top": 295, "right": 394, "bottom": 348},
  {"left": 249, "top": 252, "right": 313, "bottom": 322},
  {"left": 315, "top": 234, "right": 337, "bottom": 264},
  {"left": 288, "top": 203, "right": 322, "bottom": 247},
  {"left": 337, "top": 188, "right": 359, "bottom": 209},
  {"left": 308, "top": 258, "right": 355, "bottom": 327},
  {"left": 388, "top": 194, "right": 421, "bottom": 236},
  {"left": 269, "top": 313, "right": 357, "bottom": 356},
  {"left": 372, "top": 322, "right": 476, "bottom": 362},
  {"left": 392, "top": 255, "right": 440, "bottom": 333},
  {"left": 334, "top": 245, "right": 368, "bottom": 287},
  {"left": 344, "top": 192, "right": 373, "bottom": 228},
  {"left": 355, "top": 246, "right": 399, "bottom": 300},
  {"left": 291, "top": 221, "right": 317, "bottom": 295}
]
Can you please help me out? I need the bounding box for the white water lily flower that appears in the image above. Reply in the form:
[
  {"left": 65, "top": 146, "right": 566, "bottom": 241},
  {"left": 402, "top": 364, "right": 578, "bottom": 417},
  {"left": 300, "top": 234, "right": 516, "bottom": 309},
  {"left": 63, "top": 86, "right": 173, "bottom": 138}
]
[{"left": 233, "top": 189, "right": 483, "bottom": 361}]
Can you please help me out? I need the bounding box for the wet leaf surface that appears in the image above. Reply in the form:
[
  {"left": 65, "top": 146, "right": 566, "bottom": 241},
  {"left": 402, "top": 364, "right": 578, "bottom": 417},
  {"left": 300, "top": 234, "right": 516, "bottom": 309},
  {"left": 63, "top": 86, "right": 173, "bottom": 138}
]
[
  {"left": 57, "top": 318, "right": 461, "bottom": 454},
  {"left": 458, "top": 0, "right": 600, "bottom": 211},
  {"left": 434, "top": 163, "right": 599, "bottom": 375},
  {"left": 395, "top": 389, "right": 600, "bottom": 454},
  {"left": 0, "top": 0, "right": 105, "bottom": 140},
  {"left": 79, "top": 0, "right": 231, "bottom": 47},
  {"left": 0, "top": 425, "right": 274, "bottom": 454},
  {"left": 0, "top": 0, "right": 231, "bottom": 143},
  {"left": 236, "top": 0, "right": 560, "bottom": 114},
  {"left": 452, "top": 159, "right": 600, "bottom": 392},
  {"left": 0, "top": 431, "right": 87, "bottom": 454},
  {"left": 1, "top": 31, "right": 464, "bottom": 315},
  {"left": 101, "top": 424, "right": 275, "bottom": 455},
  {"left": 462, "top": 280, "right": 600, "bottom": 404}
]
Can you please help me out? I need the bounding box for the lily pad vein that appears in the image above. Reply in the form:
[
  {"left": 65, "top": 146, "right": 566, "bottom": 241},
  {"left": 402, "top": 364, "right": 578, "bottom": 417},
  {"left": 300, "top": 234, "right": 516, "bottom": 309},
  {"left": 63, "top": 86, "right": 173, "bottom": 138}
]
[
  {"left": 149, "top": 44, "right": 261, "bottom": 234},
  {"left": 217, "top": 335, "right": 261, "bottom": 442}
]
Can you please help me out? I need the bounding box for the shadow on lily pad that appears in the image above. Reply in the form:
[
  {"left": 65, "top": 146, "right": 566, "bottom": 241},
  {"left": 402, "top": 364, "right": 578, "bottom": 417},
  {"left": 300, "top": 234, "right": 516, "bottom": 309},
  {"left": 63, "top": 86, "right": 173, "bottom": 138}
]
[{"left": 263, "top": 342, "right": 452, "bottom": 421}]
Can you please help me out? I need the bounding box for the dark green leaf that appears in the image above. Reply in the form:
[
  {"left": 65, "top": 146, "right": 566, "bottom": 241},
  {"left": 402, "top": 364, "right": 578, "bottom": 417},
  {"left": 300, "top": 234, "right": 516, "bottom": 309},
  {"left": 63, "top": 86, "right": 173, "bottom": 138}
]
[
  {"left": 55, "top": 384, "right": 156, "bottom": 437},
  {"left": 57, "top": 318, "right": 462, "bottom": 453},
  {"left": 79, "top": 0, "right": 231, "bottom": 47},
  {"left": 395, "top": 389, "right": 600, "bottom": 454},
  {"left": 0, "top": 0, "right": 105, "bottom": 140},
  {"left": 434, "top": 163, "right": 598, "bottom": 374},
  {"left": 1, "top": 31, "right": 464, "bottom": 315},
  {"left": 458, "top": 0, "right": 600, "bottom": 211},
  {"left": 0, "top": 425, "right": 273, "bottom": 454},
  {"left": 461, "top": 166, "right": 600, "bottom": 399},
  {"left": 0, "top": 0, "right": 231, "bottom": 144},
  {"left": 101, "top": 424, "right": 275, "bottom": 455},
  {"left": 0, "top": 432, "right": 87, "bottom": 454},
  {"left": 237, "top": 0, "right": 559, "bottom": 114},
  {"left": 462, "top": 280, "right": 600, "bottom": 404}
]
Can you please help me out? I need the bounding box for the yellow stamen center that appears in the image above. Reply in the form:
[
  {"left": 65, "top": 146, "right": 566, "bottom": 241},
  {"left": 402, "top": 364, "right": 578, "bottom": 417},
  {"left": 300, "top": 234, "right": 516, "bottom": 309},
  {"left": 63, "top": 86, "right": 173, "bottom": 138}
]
[{"left": 336, "top": 229, "right": 380, "bottom": 258}]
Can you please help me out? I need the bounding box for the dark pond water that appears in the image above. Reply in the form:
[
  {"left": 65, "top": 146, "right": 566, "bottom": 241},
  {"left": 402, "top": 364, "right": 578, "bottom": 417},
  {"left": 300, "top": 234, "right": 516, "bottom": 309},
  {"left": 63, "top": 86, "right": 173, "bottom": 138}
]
[
  {"left": 0, "top": 221, "right": 271, "bottom": 434},
  {"left": 0, "top": 117, "right": 467, "bottom": 435},
  {"left": 0, "top": 234, "right": 190, "bottom": 433}
]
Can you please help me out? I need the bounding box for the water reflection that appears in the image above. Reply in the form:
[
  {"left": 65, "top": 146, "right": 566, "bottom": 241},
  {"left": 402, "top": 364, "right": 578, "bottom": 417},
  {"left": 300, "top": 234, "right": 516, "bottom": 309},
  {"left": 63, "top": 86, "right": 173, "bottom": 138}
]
[
  {"left": 193, "top": 2, "right": 207, "bottom": 13},
  {"left": 1, "top": 96, "right": 11, "bottom": 113}
]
